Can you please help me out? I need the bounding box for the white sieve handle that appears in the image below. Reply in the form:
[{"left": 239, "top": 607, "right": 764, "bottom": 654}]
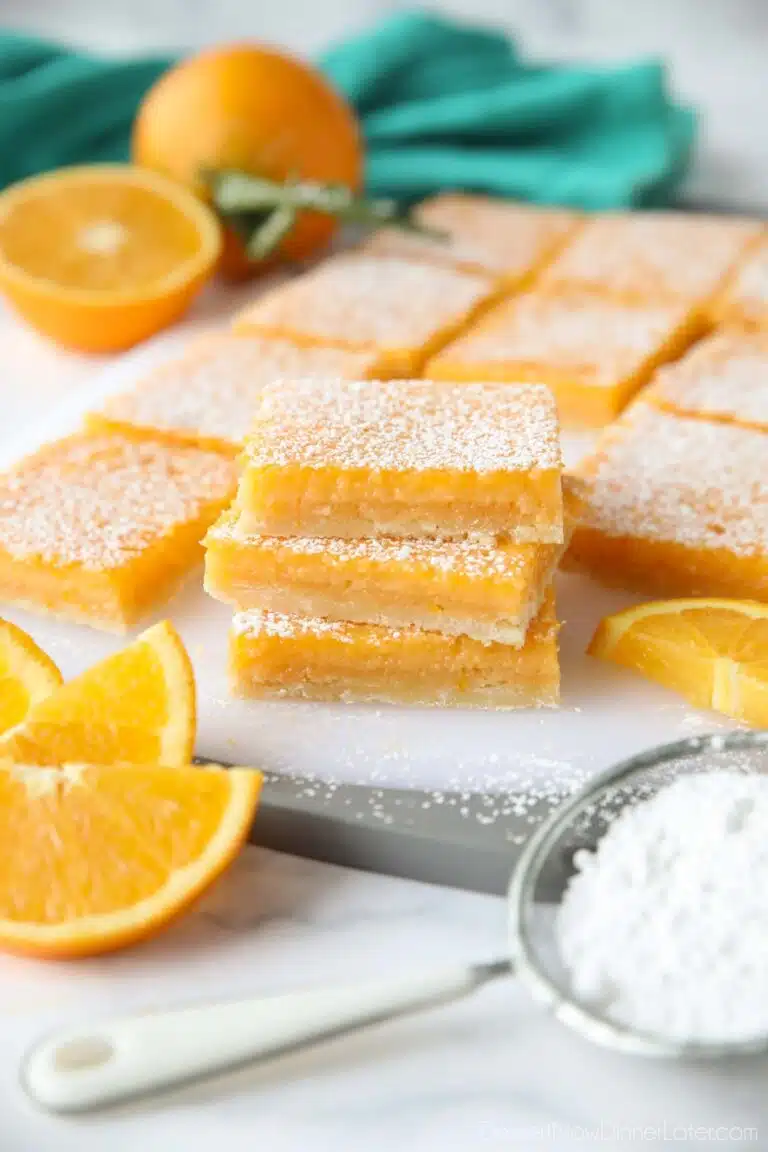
[{"left": 22, "top": 960, "right": 509, "bottom": 1113}]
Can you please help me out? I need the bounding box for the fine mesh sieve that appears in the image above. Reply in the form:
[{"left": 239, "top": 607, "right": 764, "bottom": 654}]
[
  {"left": 23, "top": 731, "right": 768, "bottom": 1114},
  {"left": 508, "top": 728, "right": 768, "bottom": 1060}
]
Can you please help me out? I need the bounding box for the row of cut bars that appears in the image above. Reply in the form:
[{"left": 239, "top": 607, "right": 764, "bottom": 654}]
[
  {"left": 566, "top": 326, "right": 768, "bottom": 601},
  {"left": 0, "top": 194, "right": 765, "bottom": 634},
  {"left": 233, "top": 198, "right": 766, "bottom": 427},
  {"left": 86, "top": 196, "right": 768, "bottom": 460}
]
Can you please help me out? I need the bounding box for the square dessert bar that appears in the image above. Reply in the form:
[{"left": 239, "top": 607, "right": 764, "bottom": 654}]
[
  {"left": 87, "top": 333, "right": 381, "bottom": 456},
  {"left": 228, "top": 589, "right": 560, "bottom": 710},
  {"left": 711, "top": 236, "right": 768, "bottom": 330},
  {"left": 644, "top": 329, "right": 768, "bottom": 432},
  {"left": 566, "top": 403, "right": 768, "bottom": 600},
  {"left": 540, "top": 211, "right": 762, "bottom": 305},
  {"left": 427, "top": 290, "right": 704, "bottom": 426},
  {"left": 205, "top": 501, "right": 572, "bottom": 645},
  {"left": 232, "top": 254, "right": 497, "bottom": 377},
  {"left": 362, "top": 194, "right": 581, "bottom": 287},
  {"left": 0, "top": 432, "right": 236, "bottom": 632},
  {"left": 237, "top": 378, "right": 564, "bottom": 541}
]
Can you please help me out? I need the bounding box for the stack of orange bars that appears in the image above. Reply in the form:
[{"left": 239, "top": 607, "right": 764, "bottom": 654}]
[{"left": 204, "top": 377, "right": 569, "bottom": 709}]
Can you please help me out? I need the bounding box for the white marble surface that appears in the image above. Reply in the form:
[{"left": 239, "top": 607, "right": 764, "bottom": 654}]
[
  {"left": 3, "top": 848, "right": 768, "bottom": 1151},
  {"left": 1, "top": 309, "right": 768, "bottom": 1149}
]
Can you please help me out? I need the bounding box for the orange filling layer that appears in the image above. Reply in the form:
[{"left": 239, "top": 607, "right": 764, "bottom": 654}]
[
  {"left": 236, "top": 464, "right": 564, "bottom": 542},
  {"left": 205, "top": 510, "right": 562, "bottom": 643},
  {"left": 229, "top": 590, "right": 560, "bottom": 709}
]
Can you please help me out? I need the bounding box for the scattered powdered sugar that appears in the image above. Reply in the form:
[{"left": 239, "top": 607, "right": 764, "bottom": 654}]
[
  {"left": 255, "top": 750, "right": 587, "bottom": 835},
  {"left": 543, "top": 211, "right": 760, "bottom": 299},
  {"left": 434, "top": 291, "right": 692, "bottom": 386},
  {"left": 246, "top": 378, "right": 562, "bottom": 473},
  {"left": 364, "top": 195, "right": 578, "bottom": 279},
  {"left": 242, "top": 732, "right": 588, "bottom": 834},
  {"left": 651, "top": 328, "right": 768, "bottom": 426},
  {"left": 727, "top": 237, "right": 768, "bottom": 307},
  {"left": 578, "top": 403, "right": 768, "bottom": 554},
  {"left": 557, "top": 771, "right": 768, "bottom": 1044},
  {"left": 234, "top": 253, "right": 494, "bottom": 348},
  {"left": 0, "top": 433, "right": 235, "bottom": 569},
  {"left": 97, "top": 333, "right": 377, "bottom": 446}
]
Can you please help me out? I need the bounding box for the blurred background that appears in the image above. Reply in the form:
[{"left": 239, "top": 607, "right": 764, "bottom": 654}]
[{"left": 5, "top": 0, "right": 768, "bottom": 212}]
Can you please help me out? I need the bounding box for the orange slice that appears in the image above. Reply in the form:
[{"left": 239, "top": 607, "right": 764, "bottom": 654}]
[
  {"left": 0, "top": 164, "right": 221, "bottom": 352},
  {"left": 0, "top": 618, "right": 62, "bottom": 737},
  {"left": 0, "top": 760, "right": 262, "bottom": 957},
  {"left": 589, "top": 598, "right": 768, "bottom": 725},
  {"left": 0, "top": 620, "right": 195, "bottom": 767}
]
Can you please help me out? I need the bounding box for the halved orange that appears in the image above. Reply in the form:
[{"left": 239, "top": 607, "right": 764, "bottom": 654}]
[
  {"left": 0, "top": 618, "right": 62, "bottom": 737},
  {"left": 590, "top": 598, "right": 768, "bottom": 725},
  {"left": 0, "top": 620, "right": 195, "bottom": 767},
  {"left": 0, "top": 164, "right": 221, "bottom": 351},
  {"left": 0, "top": 760, "right": 262, "bottom": 957}
]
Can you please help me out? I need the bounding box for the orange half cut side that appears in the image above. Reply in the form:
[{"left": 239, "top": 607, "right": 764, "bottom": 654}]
[{"left": 0, "top": 164, "right": 221, "bottom": 351}]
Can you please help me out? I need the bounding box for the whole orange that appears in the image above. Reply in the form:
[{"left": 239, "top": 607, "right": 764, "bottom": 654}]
[{"left": 132, "top": 44, "right": 363, "bottom": 278}]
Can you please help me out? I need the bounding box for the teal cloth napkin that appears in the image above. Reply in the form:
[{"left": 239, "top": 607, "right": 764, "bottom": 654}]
[{"left": 0, "top": 11, "right": 696, "bottom": 208}]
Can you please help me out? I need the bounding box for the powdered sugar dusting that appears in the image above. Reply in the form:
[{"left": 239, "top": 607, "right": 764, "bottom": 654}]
[
  {"left": 0, "top": 433, "right": 235, "bottom": 569},
  {"left": 234, "top": 254, "right": 493, "bottom": 349},
  {"left": 558, "top": 770, "right": 768, "bottom": 1044},
  {"left": 578, "top": 403, "right": 768, "bottom": 554},
  {"left": 363, "top": 194, "right": 578, "bottom": 279},
  {"left": 725, "top": 237, "right": 768, "bottom": 309},
  {"left": 434, "top": 291, "right": 693, "bottom": 385},
  {"left": 650, "top": 329, "right": 768, "bottom": 426},
  {"left": 210, "top": 509, "right": 559, "bottom": 579},
  {"left": 96, "top": 333, "right": 378, "bottom": 447},
  {"left": 233, "top": 609, "right": 357, "bottom": 642},
  {"left": 543, "top": 211, "right": 760, "bottom": 300},
  {"left": 245, "top": 378, "right": 562, "bottom": 473}
]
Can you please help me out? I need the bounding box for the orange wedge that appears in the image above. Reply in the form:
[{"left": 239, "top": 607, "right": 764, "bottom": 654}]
[
  {"left": 0, "top": 620, "right": 195, "bottom": 766},
  {"left": 0, "top": 618, "right": 62, "bottom": 737},
  {"left": 0, "top": 760, "right": 262, "bottom": 957},
  {"left": 0, "top": 164, "right": 221, "bottom": 351},
  {"left": 590, "top": 598, "right": 768, "bottom": 725}
]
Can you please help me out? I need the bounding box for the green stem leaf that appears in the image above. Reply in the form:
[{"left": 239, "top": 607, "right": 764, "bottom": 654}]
[
  {"left": 246, "top": 205, "right": 298, "bottom": 261},
  {"left": 202, "top": 169, "right": 446, "bottom": 262}
]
